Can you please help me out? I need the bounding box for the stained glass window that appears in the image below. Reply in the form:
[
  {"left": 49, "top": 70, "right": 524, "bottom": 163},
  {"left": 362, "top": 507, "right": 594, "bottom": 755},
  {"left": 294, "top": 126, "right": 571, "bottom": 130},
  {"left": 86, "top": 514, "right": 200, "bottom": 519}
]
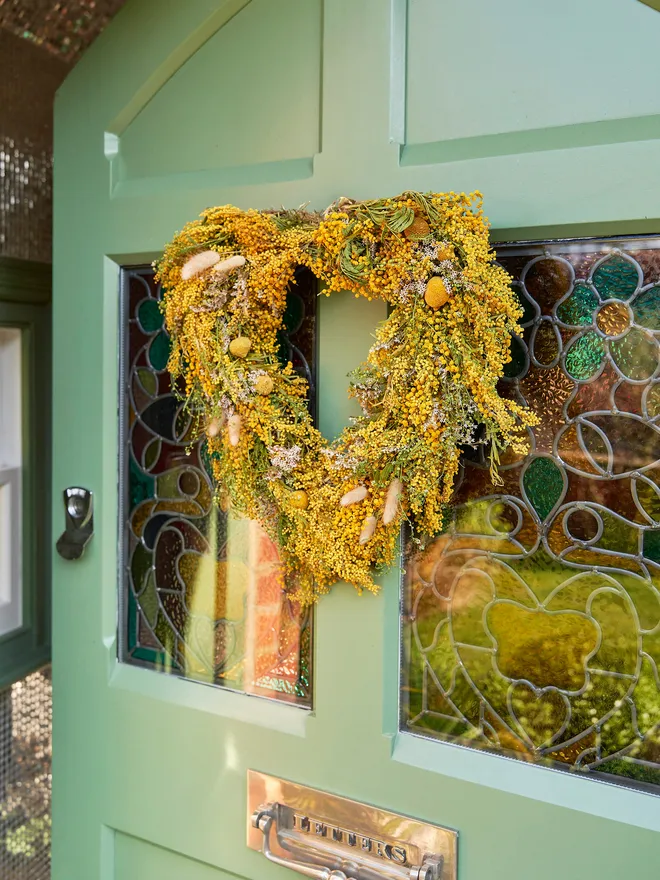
[
  {"left": 401, "top": 237, "right": 660, "bottom": 791},
  {"left": 119, "top": 266, "right": 313, "bottom": 706}
]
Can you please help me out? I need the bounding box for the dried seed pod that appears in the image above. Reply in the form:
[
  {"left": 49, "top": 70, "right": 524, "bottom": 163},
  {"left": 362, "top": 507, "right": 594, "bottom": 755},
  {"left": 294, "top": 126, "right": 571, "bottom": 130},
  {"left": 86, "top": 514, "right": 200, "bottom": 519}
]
[
  {"left": 340, "top": 485, "right": 368, "bottom": 507},
  {"left": 212, "top": 254, "right": 246, "bottom": 276},
  {"left": 424, "top": 277, "right": 449, "bottom": 309},
  {"left": 228, "top": 414, "right": 241, "bottom": 447},
  {"left": 290, "top": 490, "right": 309, "bottom": 510},
  {"left": 436, "top": 244, "right": 455, "bottom": 262},
  {"left": 255, "top": 374, "right": 274, "bottom": 395},
  {"left": 382, "top": 478, "right": 403, "bottom": 525},
  {"left": 181, "top": 250, "right": 220, "bottom": 280},
  {"left": 359, "top": 516, "right": 377, "bottom": 545},
  {"left": 404, "top": 217, "right": 431, "bottom": 239},
  {"left": 207, "top": 416, "right": 224, "bottom": 438},
  {"left": 229, "top": 336, "right": 252, "bottom": 358}
]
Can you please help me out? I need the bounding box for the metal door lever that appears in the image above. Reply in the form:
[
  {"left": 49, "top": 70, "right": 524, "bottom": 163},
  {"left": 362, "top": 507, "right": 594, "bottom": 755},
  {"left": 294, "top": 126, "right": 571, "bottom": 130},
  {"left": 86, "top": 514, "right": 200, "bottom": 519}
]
[
  {"left": 56, "top": 487, "right": 94, "bottom": 560},
  {"left": 252, "top": 809, "right": 444, "bottom": 880}
]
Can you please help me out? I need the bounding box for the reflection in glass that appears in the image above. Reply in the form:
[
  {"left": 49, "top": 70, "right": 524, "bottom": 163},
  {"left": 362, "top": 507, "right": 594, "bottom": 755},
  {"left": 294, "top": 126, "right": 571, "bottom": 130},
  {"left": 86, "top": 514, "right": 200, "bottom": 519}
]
[
  {"left": 119, "top": 267, "right": 314, "bottom": 706},
  {"left": 401, "top": 239, "right": 660, "bottom": 790}
]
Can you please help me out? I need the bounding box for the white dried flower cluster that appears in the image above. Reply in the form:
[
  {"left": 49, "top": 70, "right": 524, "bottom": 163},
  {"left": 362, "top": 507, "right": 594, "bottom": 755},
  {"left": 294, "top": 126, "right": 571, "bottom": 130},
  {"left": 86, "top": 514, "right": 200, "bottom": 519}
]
[
  {"left": 451, "top": 415, "right": 480, "bottom": 447},
  {"left": 267, "top": 444, "right": 302, "bottom": 478},
  {"left": 190, "top": 284, "right": 229, "bottom": 313},
  {"left": 424, "top": 372, "right": 483, "bottom": 448},
  {"left": 350, "top": 376, "right": 385, "bottom": 415},
  {"left": 234, "top": 380, "right": 250, "bottom": 404},
  {"left": 231, "top": 272, "right": 250, "bottom": 314},
  {"left": 191, "top": 263, "right": 252, "bottom": 315},
  {"left": 217, "top": 317, "right": 230, "bottom": 353},
  {"left": 399, "top": 278, "right": 427, "bottom": 303},
  {"left": 370, "top": 333, "right": 402, "bottom": 355},
  {"left": 424, "top": 403, "right": 446, "bottom": 429},
  {"left": 418, "top": 241, "right": 442, "bottom": 260},
  {"left": 438, "top": 261, "right": 462, "bottom": 290},
  {"left": 320, "top": 448, "right": 361, "bottom": 472},
  {"left": 216, "top": 395, "right": 234, "bottom": 422}
]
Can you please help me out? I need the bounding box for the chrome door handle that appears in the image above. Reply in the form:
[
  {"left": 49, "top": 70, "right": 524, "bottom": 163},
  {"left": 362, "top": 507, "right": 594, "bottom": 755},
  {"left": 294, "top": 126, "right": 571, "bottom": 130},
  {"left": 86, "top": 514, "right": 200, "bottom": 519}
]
[
  {"left": 252, "top": 808, "right": 444, "bottom": 880},
  {"left": 56, "top": 487, "right": 94, "bottom": 560}
]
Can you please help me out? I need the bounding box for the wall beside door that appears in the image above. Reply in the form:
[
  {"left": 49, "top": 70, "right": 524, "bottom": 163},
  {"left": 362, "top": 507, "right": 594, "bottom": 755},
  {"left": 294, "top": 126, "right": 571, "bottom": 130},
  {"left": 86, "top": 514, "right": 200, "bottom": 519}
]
[{"left": 53, "top": 1, "right": 660, "bottom": 879}]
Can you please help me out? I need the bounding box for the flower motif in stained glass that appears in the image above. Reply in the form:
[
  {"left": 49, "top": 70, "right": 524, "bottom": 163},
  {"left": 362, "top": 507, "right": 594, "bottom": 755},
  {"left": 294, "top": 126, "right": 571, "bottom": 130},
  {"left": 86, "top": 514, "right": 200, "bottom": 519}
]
[
  {"left": 556, "top": 283, "right": 598, "bottom": 327},
  {"left": 402, "top": 238, "right": 660, "bottom": 792},
  {"left": 565, "top": 331, "right": 605, "bottom": 380},
  {"left": 556, "top": 256, "right": 660, "bottom": 384},
  {"left": 596, "top": 301, "right": 631, "bottom": 337},
  {"left": 610, "top": 329, "right": 659, "bottom": 382},
  {"left": 592, "top": 254, "right": 640, "bottom": 301},
  {"left": 633, "top": 287, "right": 660, "bottom": 331}
]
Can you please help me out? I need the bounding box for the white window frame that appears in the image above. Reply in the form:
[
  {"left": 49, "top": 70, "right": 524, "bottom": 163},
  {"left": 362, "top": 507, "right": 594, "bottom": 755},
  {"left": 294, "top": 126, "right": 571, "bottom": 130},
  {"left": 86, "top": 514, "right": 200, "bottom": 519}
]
[{"left": 0, "top": 327, "right": 23, "bottom": 638}]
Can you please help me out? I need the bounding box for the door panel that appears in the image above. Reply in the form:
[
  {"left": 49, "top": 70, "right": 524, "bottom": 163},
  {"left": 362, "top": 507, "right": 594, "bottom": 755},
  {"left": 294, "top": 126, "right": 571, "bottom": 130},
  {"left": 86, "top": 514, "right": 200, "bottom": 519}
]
[
  {"left": 53, "top": 2, "right": 660, "bottom": 879},
  {"left": 118, "top": 0, "right": 322, "bottom": 185},
  {"left": 114, "top": 833, "right": 232, "bottom": 880}
]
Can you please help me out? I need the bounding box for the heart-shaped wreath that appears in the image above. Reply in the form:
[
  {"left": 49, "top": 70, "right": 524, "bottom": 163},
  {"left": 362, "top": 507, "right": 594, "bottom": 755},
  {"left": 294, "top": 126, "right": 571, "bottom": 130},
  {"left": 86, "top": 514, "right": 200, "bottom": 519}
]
[{"left": 156, "top": 191, "right": 537, "bottom": 603}]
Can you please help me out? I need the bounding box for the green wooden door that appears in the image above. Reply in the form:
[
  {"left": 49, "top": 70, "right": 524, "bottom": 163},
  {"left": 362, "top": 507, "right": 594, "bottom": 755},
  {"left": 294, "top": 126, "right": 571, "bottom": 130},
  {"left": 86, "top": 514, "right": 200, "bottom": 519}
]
[{"left": 52, "top": 2, "right": 660, "bottom": 879}]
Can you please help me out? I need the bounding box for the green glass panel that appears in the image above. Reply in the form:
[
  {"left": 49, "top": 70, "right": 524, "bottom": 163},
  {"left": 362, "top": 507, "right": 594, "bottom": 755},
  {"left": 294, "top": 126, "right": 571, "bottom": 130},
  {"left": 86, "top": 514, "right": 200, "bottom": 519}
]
[
  {"left": 594, "top": 759, "right": 660, "bottom": 788},
  {"left": 597, "top": 511, "right": 638, "bottom": 555},
  {"left": 139, "top": 572, "right": 159, "bottom": 627},
  {"left": 643, "top": 529, "right": 660, "bottom": 564},
  {"left": 127, "top": 585, "right": 138, "bottom": 650},
  {"left": 633, "top": 286, "right": 660, "bottom": 331},
  {"left": 646, "top": 383, "right": 660, "bottom": 418},
  {"left": 138, "top": 298, "right": 164, "bottom": 333},
  {"left": 610, "top": 328, "right": 659, "bottom": 381},
  {"left": 565, "top": 331, "right": 605, "bottom": 380},
  {"left": 137, "top": 367, "right": 158, "bottom": 396},
  {"left": 132, "top": 646, "right": 168, "bottom": 666},
  {"left": 129, "top": 455, "right": 155, "bottom": 508},
  {"left": 148, "top": 331, "right": 171, "bottom": 372},
  {"left": 592, "top": 255, "right": 639, "bottom": 300},
  {"left": 503, "top": 335, "right": 527, "bottom": 378},
  {"left": 556, "top": 283, "right": 598, "bottom": 326},
  {"left": 632, "top": 656, "right": 660, "bottom": 736},
  {"left": 144, "top": 438, "right": 161, "bottom": 471},
  {"left": 523, "top": 456, "right": 564, "bottom": 520},
  {"left": 589, "top": 592, "right": 638, "bottom": 675},
  {"left": 130, "top": 544, "right": 152, "bottom": 594},
  {"left": 283, "top": 290, "right": 305, "bottom": 333},
  {"left": 154, "top": 616, "right": 176, "bottom": 654}
]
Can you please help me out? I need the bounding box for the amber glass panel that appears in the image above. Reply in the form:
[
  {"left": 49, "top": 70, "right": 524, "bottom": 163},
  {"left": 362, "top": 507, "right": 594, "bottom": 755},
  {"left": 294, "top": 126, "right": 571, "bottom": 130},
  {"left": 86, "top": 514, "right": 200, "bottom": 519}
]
[
  {"left": 401, "top": 238, "right": 660, "bottom": 791},
  {"left": 119, "top": 267, "right": 313, "bottom": 706}
]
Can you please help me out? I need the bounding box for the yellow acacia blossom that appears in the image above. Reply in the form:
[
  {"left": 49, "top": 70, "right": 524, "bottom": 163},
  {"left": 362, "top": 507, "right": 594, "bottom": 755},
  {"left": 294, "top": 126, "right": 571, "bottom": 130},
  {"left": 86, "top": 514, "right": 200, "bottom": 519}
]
[{"left": 156, "top": 191, "right": 538, "bottom": 604}]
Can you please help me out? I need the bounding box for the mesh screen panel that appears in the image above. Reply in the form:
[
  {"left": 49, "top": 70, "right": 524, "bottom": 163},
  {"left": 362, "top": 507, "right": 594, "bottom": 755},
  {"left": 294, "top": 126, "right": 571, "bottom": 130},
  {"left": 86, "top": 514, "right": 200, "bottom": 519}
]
[
  {"left": 0, "top": 29, "right": 67, "bottom": 261},
  {"left": 0, "top": 667, "right": 51, "bottom": 880},
  {"left": 0, "top": 0, "right": 126, "bottom": 62}
]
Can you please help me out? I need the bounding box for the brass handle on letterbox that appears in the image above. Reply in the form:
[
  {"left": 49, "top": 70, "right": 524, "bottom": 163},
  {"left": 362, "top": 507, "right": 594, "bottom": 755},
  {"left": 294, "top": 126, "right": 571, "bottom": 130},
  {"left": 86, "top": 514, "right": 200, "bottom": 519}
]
[{"left": 251, "top": 808, "right": 444, "bottom": 880}]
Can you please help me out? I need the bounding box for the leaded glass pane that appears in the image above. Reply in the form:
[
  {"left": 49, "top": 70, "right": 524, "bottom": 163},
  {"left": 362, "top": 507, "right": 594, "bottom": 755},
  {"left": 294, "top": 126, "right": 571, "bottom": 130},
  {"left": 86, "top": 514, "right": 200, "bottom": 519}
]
[
  {"left": 119, "top": 267, "right": 313, "bottom": 706},
  {"left": 401, "top": 237, "right": 660, "bottom": 791}
]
